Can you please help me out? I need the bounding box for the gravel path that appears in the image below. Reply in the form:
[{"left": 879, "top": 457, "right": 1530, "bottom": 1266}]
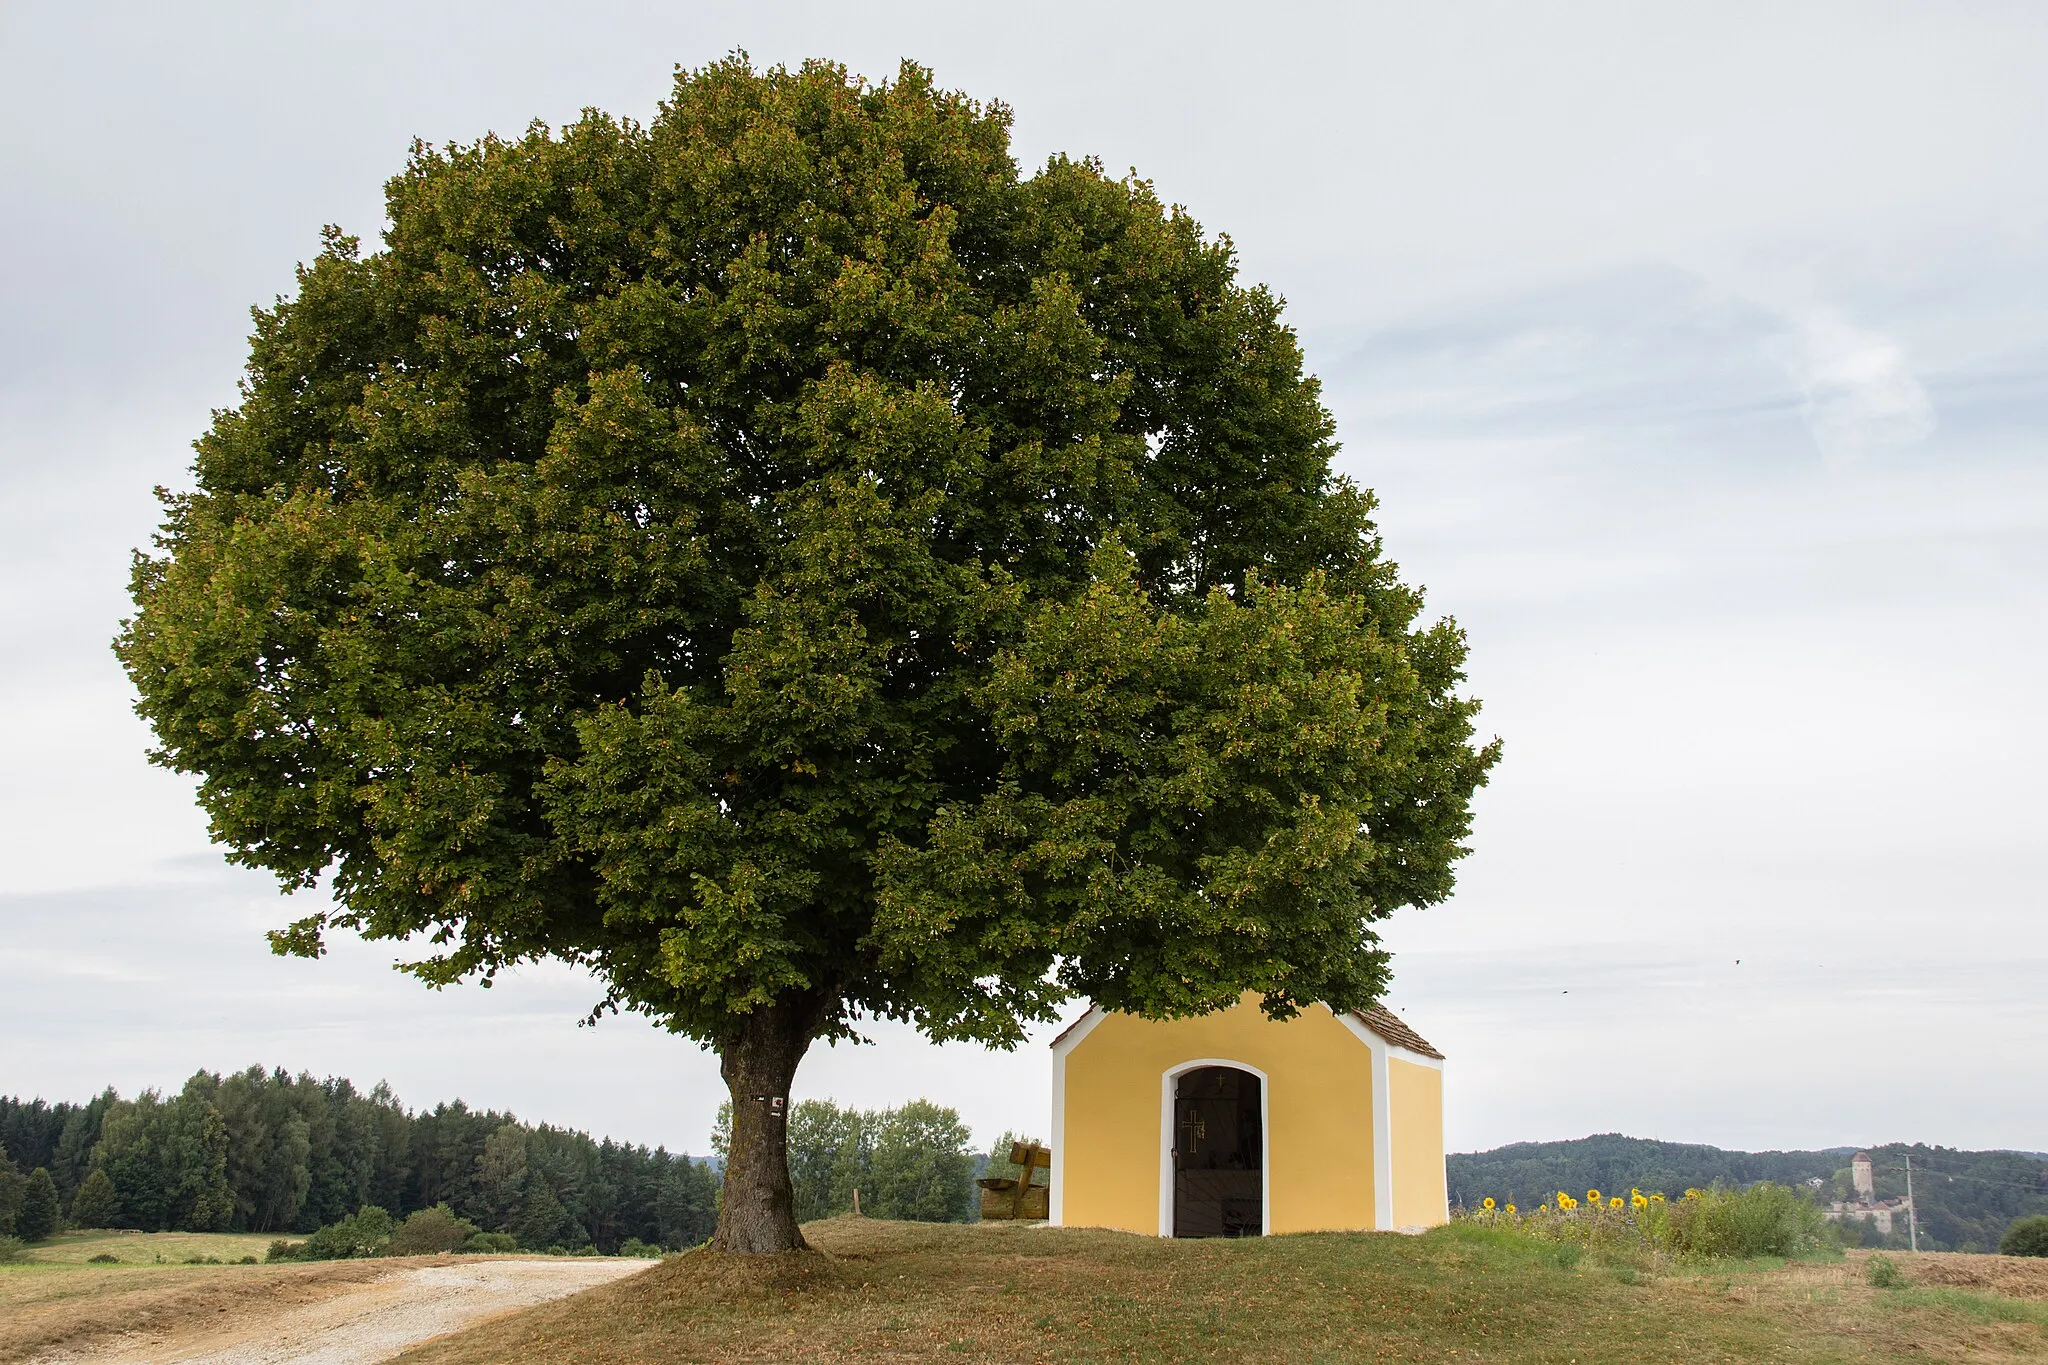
[{"left": 39, "top": 1258, "right": 646, "bottom": 1365}]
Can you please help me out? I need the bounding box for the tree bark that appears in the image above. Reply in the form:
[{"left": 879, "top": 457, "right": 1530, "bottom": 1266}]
[{"left": 709, "top": 993, "right": 826, "bottom": 1253}]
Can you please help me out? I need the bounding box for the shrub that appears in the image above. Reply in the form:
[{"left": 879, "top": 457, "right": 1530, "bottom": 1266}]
[
  {"left": 2002, "top": 1215, "right": 2048, "bottom": 1258},
  {"left": 617, "top": 1237, "right": 662, "bottom": 1258},
  {"left": 0, "top": 1236, "right": 28, "bottom": 1264},
  {"left": 1867, "top": 1253, "right": 1903, "bottom": 1287},
  {"left": 88, "top": 1253, "right": 120, "bottom": 1264},
  {"left": 298, "top": 1206, "right": 395, "bottom": 1260},
  {"left": 1666, "top": 1183, "right": 1831, "bottom": 1259},
  {"left": 265, "top": 1239, "right": 304, "bottom": 1263},
  {"left": 389, "top": 1204, "right": 479, "bottom": 1256},
  {"left": 238, "top": 1255, "right": 257, "bottom": 1264},
  {"left": 1456, "top": 1180, "right": 1834, "bottom": 1264},
  {"left": 460, "top": 1231, "right": 519, "bottom": 1254}
]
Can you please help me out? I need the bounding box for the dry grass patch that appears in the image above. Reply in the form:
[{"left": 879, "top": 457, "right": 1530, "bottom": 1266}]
[
  {"left": 0, "top": 1259, "right": 384, "bottom": 1362},
  {"left": 1880, "top": 1250, "right": 2048, "bottom": 1302},
  {"left": 389, "top": 1217, "right": 2048, "bottom": 1364},
  {"left": 23, "top": 1230, "right": 277, "bottom": 1266}
]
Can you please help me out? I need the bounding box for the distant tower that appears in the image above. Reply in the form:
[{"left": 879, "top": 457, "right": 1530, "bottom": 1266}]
[{"left": 1852, "top": 1151, "right": 1874, "bottom": 1202}]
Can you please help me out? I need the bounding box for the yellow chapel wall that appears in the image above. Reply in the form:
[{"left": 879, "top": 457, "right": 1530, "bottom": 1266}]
[
  {"left": 1055, "top": 996, "right": 1379, "bottom": 1236},
  {"left": 1389, "top": 1057, "right": 1447, "bottom": 1230}
]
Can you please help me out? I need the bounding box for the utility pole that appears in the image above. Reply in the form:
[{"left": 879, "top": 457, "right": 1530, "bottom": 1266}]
[{"left": 1905, "top": 1154, "right": 1918, "bottom": 1252}]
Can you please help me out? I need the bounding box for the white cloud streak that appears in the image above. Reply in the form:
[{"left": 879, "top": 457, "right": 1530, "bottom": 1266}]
[{"left": 1781, "top": 309, "right": 1936, "bottom": 464}]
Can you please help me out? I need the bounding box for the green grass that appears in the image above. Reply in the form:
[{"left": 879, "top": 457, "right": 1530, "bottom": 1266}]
[
  {"left": 18, "top": 1230, "right": 277, "bottom": 1266},
  {"left": 387, "top": 1217, "right": 2048, "bottom": 1364}
]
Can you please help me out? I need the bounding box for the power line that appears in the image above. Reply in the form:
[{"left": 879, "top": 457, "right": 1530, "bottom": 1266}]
[{"left": 1878, "top": 1164, "right": 2046, "bottom": 1194}]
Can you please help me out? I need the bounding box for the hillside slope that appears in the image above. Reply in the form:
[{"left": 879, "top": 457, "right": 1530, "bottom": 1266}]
[
  {"left": 1450, "top": 1136, "right": 2048, "bottom": 1252},
  {"left": 389, "top": 1217, "right": 2048, "bottom": 1365}
]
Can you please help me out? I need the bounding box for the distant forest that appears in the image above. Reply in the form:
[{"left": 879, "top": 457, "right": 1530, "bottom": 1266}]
[
  {"left": 0, "top": 1068, "right": 723, "bottom": 1251},
  {"left": 1450, "top": 1134, "right": 2048, "bottom": 1254},
  {"left": 0, "top": 1068, "right": 997, "bottom": 1252}
]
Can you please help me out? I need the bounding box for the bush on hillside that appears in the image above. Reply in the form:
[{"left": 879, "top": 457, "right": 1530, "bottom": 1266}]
[
  {"left": 389, "top": 1204, "right": 478, "bottom": 1256},
  {"left": 265, "top": 1239, "right": 304, "bottom": 1262},
  {"left": 297, "top": 1206, "right": 395, "bottom": 1260},
  {"left": 617, "top": 1238, "right": 661, "bottom": 1258},
  {"left": 461, "top": 1231, "right": 519, "bottom": 1254},
  {"left": 0, "top": 1236, "right": 26, "bottom": 1264},
  {"left": 1665, "top": 1182, "right": 1830, "bottom": 1259},
  {"left": 1458, "top": 1181, "right": 1833, "bottom": 1263},
  {"left": 2002, "top": 1215, "right": 2048, "bottom": 1257}
]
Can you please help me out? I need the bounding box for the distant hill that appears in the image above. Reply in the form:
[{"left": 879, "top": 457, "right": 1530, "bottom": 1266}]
[{"left": 1449, "top": 1134, "right": 2048, "bottom": 1253}]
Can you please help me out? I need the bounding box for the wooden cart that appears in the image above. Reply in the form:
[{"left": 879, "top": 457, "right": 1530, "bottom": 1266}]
[{"left": 977, "top": 1141, "right": 1051, "bottom": 1220}]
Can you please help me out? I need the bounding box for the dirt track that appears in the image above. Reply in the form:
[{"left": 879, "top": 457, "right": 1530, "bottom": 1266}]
[{"left": 31, "top": 1257, "right": 645, "bottom": 1365}]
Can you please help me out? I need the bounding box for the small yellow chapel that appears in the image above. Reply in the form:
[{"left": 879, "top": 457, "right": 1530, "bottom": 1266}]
[{"left": 1049, "top": 994, "right": 1447, "bottom": 1237}]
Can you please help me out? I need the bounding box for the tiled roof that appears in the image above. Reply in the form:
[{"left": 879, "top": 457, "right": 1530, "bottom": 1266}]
[
  {"left": 1351, "top": 1004, "right": 1444, "bottom": 1059},
  {"left": 1047, "top": 1000, "right": 1445, "bottom": 1060}
]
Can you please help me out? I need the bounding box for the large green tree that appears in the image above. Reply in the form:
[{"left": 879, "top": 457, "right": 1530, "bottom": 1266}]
[
  {"left": 118, "top": 57, "right": 1498, "bottom": 1253},
  {"left": 16, "top": 1169, "right": 58, "bottom": 1243}
]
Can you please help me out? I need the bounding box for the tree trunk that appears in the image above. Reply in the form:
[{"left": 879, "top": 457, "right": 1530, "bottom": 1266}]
[{"left": 710, "top": 994, "right": 824, "bottom": 1253}]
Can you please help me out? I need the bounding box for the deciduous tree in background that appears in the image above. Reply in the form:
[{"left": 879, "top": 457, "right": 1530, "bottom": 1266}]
[
  {"left": 866, "top": 1100, "right": 975, "bottom": 1223},
  {"left": 118, "top": 56, "right": 1498, "bottom": 1253},
  {"left": 93, "top": 1085, "right": 233, "bottom": 1233}
]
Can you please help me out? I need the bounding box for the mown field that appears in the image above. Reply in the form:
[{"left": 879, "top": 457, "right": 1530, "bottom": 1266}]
[
  {"left": 0, "top": 1246, "right": 383, "bottom": 1363},
  {"left": 18, "top": 1229, "right": 277, "bottom": 1265},
  {"left": 396, "top": 1218, "right": 2048, "bottom": 1365}
]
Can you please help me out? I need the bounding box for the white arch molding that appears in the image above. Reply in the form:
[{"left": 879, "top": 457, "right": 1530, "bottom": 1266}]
[{"left": 1158, "top": 1057, "right": 1271, "bottom": 1238}]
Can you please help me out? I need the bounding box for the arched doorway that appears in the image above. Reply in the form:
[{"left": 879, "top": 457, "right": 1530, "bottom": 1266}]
[{"left": 1170, "top": 1065, "right": 1265, "bottom": 1236}]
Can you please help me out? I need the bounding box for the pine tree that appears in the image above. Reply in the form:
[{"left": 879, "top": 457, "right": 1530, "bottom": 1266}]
[
  {"left": 0, "top": 1144, "right": 22, "bottom": 1236},
  {"left": 69, "top": 1169, "right": 121, "bottom": 1229},
  {"left": 511, "top": 1176, "right": 570, "bottom": 1251},
  {"left": 17, "top": 1168, "right": 58, "bottom": 1242}
]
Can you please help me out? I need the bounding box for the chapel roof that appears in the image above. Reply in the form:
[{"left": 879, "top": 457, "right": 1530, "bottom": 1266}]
[
  {"left": 1048, "top": 1000, "right": 1444, "bottom": 1059},
  {"left": 1352, "top": 1005, "right": 1445, "bottom": 1060}
]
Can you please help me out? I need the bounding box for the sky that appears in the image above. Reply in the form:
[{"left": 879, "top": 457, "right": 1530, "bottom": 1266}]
[{"left": 3, "top": 1, "right": 2044, "bottom": 1161}]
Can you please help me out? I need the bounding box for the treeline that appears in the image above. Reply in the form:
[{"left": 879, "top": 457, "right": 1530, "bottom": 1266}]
[
  {"left": 0, "top": 1068, "right": 718, "bottom": 1251},
  {"left": 1, "top": 1070, "right": 1005, "bottom": 1251},
  {"left": 710, "top": 1098, "right": 984, "bottom": 1224},
  {"left": 1449, "top": 1134, "right": 2048, "bottom": 1254}
]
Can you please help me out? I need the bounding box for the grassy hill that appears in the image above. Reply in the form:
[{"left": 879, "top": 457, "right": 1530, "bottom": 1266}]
[
  {"left": 1450, "top": 1136, "right": 2048, "bottom": 1253},
  {"left": 389, "top": 1217, "right": 2048, "bottom": 1364}
]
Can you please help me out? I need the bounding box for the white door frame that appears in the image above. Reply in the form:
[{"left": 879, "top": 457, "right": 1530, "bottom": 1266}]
[{"left": 1159, "top": 1058, "right": 1271, "bottom": 1238}]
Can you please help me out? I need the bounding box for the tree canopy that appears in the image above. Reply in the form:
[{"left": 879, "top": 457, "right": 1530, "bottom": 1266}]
[
  {"left": 118, "top": 55, "right": 1498, "bottom": 1249},
  {"left": 1, "top": 1069, "right": 721, "bottom": 1249}
]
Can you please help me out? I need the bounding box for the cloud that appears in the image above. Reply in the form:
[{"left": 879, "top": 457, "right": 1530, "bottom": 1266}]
[{"left": 1781, "top": 309, "right": 1935, "bottom": 464}]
